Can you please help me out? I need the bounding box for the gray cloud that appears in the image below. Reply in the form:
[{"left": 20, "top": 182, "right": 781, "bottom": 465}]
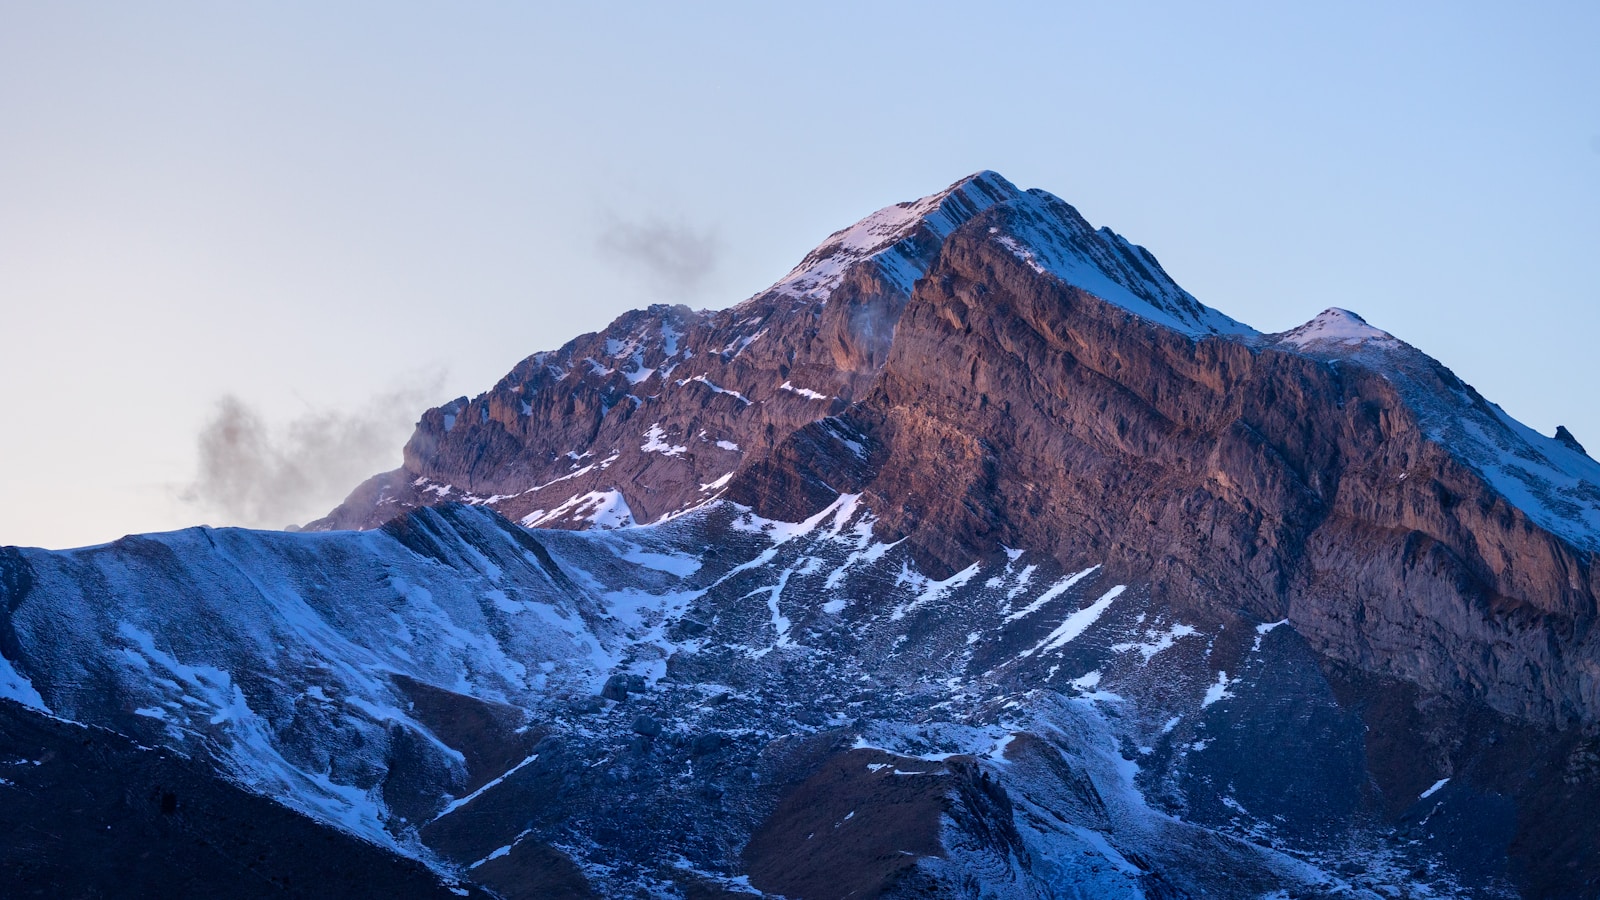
[
  {"left": 598, "top": 215, "right": 719, "bottom": 298},
  {"left": 183, "top": 379, "right": 440, "bottom": 530}
]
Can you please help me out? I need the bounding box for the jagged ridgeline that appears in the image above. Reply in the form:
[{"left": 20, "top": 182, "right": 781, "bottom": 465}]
[{"left": 4, "top": 172, "right": 1599, "bottom": 898}]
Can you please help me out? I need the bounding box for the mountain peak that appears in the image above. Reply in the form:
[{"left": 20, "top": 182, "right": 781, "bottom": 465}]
[
  {"left": 770, "top": 171, "right": 1024, "bottom": 300},
  {"left": 980, "top": 191, "right": 1256, "bottom": 337},
  {"left": 770, "top": 170, "right": 1254, "bottom": 339},
  {"left": 1556, "top": 424, "right": 1589, "bottom": 456},
  {"left": 1276, "top": 308, "right": 1400, "bottom": 350}
]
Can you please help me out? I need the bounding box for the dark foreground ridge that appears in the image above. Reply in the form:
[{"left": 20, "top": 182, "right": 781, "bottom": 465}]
[
  {"left": 0, "top": 699, "right": 489, "bottom": 898},
  {"left": 4, "top": 172, "right": 1599, "bottom": 897}
]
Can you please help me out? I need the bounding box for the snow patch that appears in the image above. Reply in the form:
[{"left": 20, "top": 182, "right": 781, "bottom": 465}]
[
  {"left": 1018, "top": 586, "right": 1125, "bottom": 658},
  {"left": 1201, "top": 671, "right": 1238, "bottom": 708},
  {"left": 892, "top": 562, "right": 981, "bottom": 621},
  {"left": 1071, "top": 670, "right": 1103, "bottom": 691},
  {"left": 682, "top": 375, "right": 751, "bottom": 405},
  {"left": 524, "top": 491, "right": 635, "bottom": 529},
  {"left": 0, "top": 651, "right": 47, "bottom": 713},
  {"left": 615, "top": 544, "right": 702, "bottom": 577},
  {"left": 1004, "top": 564, "right": 1039, "bottom": 602},
  {"left": 433, "top": 752, "right": 541, "bottom": 822},
  {"left": 1005, "top": 566, "right": 1099, "bottom": 623},
  {"left": 1111, "top": 623, "right": 1198, "bottom": 663},
  {"left": 641, "top": 423, "right": 688, "bottom": 457},
  {"left": 1252, "top": 618, "right": 1289, "bottom": 652},
  {"left": 779, "top": 381, "right": 829, "bottom": 401},
  {"left": 699, "top": 472, "right": 735, "bottom": 492},
  {"left": 819, "top": 418, "right": 867, "bottom": 460}
]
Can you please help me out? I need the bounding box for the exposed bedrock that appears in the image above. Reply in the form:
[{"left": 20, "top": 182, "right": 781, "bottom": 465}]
[{"left": 754, "top": 211, "right": 1600, "bottom": 725}]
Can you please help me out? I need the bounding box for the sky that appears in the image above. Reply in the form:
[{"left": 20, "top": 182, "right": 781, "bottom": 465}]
[{"left": 2, "top": 2, "right": 1597, "bottom": 550}]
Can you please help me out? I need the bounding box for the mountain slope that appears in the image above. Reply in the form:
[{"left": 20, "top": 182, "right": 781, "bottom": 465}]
[
  {"left": 5, "top": 500, "right": 1598, "bottom": 897},
  {"left": 0, "top": 699, "right": 490, "bottom": 899}
]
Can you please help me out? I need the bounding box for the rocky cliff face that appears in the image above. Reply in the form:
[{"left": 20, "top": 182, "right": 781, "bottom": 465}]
[
  {"left": 310, "top": 172, "right": 1022, "bottom": 533},
  {"left": 319, "top": 171, "right": 1600, "bottom": 729},
  {"left": 763, "top": 208, "right": 1600, "bottom": 726},
  {"left": 6, "top": 171, "right": 1600, "bottom": 898}
]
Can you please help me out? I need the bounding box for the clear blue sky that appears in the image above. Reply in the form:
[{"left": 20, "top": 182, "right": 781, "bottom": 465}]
[{"left": 3, "top": 2, "right": 1597, "bottom": 549}]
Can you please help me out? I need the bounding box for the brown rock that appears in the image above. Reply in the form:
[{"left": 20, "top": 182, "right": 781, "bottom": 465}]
[{"left": 312, "top": 172, "right": 1600, "bottom": 728}]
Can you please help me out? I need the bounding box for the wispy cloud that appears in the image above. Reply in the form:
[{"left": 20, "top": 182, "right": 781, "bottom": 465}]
[
  {"left": 597, "top": 215, "right": 719, "bottom": 298},
  {"left": 181, "top": 378, "right": 440, "bottom": 529}
]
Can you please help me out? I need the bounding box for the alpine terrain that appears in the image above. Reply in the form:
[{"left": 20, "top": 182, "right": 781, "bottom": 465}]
[{"left": 4, "top": 172, "right": 1599, "bottom": 898}]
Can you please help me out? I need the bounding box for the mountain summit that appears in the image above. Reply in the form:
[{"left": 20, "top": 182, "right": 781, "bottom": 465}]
[
  {"left": 4, "top": 172, "right": 1599, "bottom": 898},
  {"left": 308, "top": 171, "right": 1255, "bottom": 534}
]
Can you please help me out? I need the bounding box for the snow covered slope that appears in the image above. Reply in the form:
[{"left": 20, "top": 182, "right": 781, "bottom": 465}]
[
  {"left": 1270, "top": 308, "right": 1600, "bottom": 553},
  {"left": 1, "top": 507, "right": 621, "bottom": 847},
  {"left": 772, "top": 170, "right": 1020, "bottom": 300},
  {"left": 6, "top": 497, "right": 1574, "bottom": 897},
  {"left": 987, "top": 187, "right": 1256, "bottom": 336}
]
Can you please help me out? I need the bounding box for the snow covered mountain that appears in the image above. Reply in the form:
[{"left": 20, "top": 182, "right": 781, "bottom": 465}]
[{"left": 4, "top": 172, "right": 1600, "bottom": 898}]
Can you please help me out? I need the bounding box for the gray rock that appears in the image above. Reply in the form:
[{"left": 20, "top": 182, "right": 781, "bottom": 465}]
[
  {"left": 600, "top": 676, "right": 629, "bottom": 703},
  {"left": 600, "top": 673, "right": 646, "bottom": 703},
  {"left": 1557, "top": 425, "right": 1588, "bottom": 456},
  {"left": 690, "top": 733, "right": 727, "bottom": 756}
]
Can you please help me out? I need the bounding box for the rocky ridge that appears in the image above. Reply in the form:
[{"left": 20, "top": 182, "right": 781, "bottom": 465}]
[{"left": 310, "top": 171, "right": 1024, "bottom": 533}]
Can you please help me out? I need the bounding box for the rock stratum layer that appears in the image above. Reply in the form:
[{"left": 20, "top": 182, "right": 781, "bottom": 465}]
[
  {"left": 319, "top": 171, "right": 1600, "bottom": 730},
  {"left": 4, "top": 172, "right": 1599, "bottom": 898}
]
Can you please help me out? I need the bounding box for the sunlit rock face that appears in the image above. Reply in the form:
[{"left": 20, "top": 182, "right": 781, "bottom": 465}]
[{"left": 5, "top": 172, "right": 1600, "bottom": 898}]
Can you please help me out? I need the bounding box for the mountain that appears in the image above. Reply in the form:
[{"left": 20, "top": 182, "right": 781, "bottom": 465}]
[
  {"left": 5, "top": 172, "right": 1600, "bottom": 898},
  {"left": 316, "top": 170, "right": 1600, "bottom": 727}
]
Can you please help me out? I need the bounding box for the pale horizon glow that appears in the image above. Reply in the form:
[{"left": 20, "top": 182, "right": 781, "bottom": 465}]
[{"left": 2, "top": 3, "right": 1597, "bottom": 549}]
